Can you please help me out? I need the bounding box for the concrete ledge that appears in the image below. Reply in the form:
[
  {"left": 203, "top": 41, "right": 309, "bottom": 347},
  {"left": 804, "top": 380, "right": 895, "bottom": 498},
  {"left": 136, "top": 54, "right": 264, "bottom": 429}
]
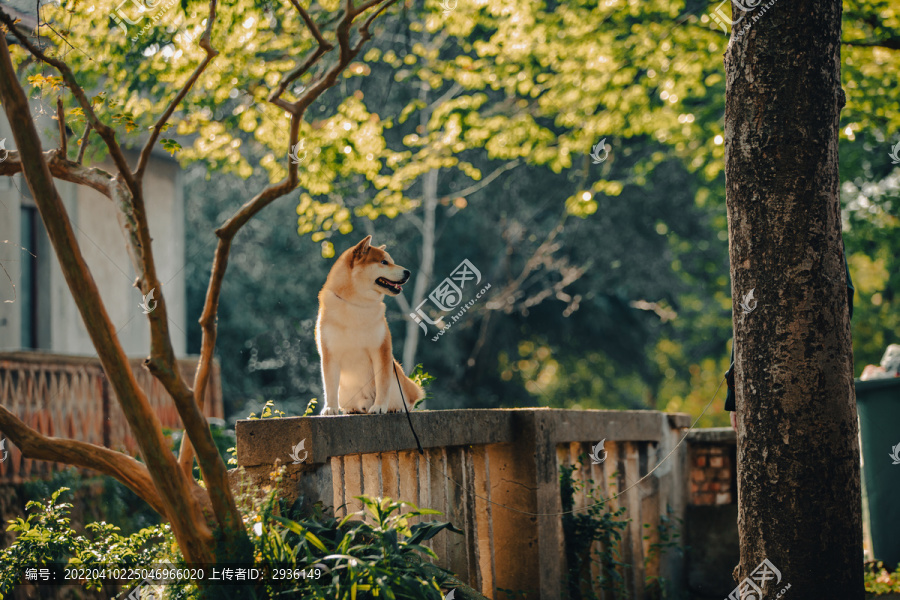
[
  {"left": 235, "top": 408, "right": 692, "bottom": 467},
  {"left": 686, "top": 427, "right": 736, "bottom": 444}
]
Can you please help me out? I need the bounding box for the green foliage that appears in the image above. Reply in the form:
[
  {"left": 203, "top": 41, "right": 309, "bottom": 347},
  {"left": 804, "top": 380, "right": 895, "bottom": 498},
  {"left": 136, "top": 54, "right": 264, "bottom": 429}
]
[
  {"left": 21, "top": 467, "right": 162, "bottom": 536},
  {"left": 410, "top": 364, "right": 434, "bottom": 408},
  {"left": 0, "top": 488, "right": 170, "bottom": 597},
  {"left": 642, "top": 506, "right": 684, "bottom": 600},
  {"left": 227, "top": 470, "right": 462, "bottom": 599},
  {"left": 560, "top": 460, "right": 684, "bottom": 600},
  {"left": 249, "top": 399, "right": 286, "bottom": 420},
  {"left": 1, "top": 480, "right": 460, "bottom": 600},
  {"left": 560, "top": 464, "right": 629, "bottom": 599},
  {"left": 410, "top": 364, "right": 434, "bottom": 388},
  {"left": 302, "top": 398, "right": 319, "bottom": 417},
  {"left": 865, "top": 561, "right": 900, "bottom": 595}
]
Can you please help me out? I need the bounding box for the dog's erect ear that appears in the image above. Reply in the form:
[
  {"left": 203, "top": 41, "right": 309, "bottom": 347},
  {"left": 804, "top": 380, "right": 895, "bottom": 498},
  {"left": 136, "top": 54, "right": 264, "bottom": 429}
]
[
  {"left": 351, "top": 235, "right": 372, "bottom": 262},
  {"left": 376, "top": 244, "right": 386, "bottom": 250}
]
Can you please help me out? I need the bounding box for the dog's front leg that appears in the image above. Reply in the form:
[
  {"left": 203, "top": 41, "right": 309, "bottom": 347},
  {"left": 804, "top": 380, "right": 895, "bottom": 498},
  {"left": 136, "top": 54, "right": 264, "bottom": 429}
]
[
  {"left": 368, "top": 342, "right": 394, "bottom": 414},
  {"left": 319, "top": 347, "right": 341, "bottom": 415}
]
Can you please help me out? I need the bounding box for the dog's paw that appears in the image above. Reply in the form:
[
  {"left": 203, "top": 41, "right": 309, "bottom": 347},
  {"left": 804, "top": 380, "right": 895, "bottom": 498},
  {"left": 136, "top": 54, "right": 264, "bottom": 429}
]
[
  {"left": 370, "top": 403, "right": 403, "bottom": 414},
  {"left": 320, "top": 406, "right": 339, "bottom": 416}
]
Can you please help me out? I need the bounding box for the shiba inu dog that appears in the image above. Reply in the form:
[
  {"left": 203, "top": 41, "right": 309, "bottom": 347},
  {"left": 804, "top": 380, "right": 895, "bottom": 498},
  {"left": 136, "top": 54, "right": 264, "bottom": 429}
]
[{"left": 316, "top": 236, "right": 425, "bottom": 415}]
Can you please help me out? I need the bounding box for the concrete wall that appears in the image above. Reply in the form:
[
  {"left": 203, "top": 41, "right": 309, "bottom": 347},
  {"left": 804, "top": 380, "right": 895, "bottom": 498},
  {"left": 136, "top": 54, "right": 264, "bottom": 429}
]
[
  {"left": 234, "top": 408, "right": 693, "bottom": 600},
  {"left": 0, "top": 114, "right": 186, "bottom": 357}
]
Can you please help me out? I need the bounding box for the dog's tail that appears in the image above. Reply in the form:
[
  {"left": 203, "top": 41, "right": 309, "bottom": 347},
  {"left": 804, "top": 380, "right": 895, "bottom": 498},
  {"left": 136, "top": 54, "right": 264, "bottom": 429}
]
[{"left": 394, "top": 359, "right": 425, "bottom": 408}]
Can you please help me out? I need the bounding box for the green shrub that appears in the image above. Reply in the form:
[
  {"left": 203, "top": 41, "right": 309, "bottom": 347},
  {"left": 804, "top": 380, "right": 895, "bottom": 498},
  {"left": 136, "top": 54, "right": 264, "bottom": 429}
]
[
  {"left": 232, "top": 467, "right": 460, "bottom": 599},
  {"left": 560, "top": 460, "right": 685, "bottom": 600},
  {"left": 0, "top": 487, "right": 170, "bottom": 597},
  {"left": 560, "top": 463, "right": 629, "bottom": 600},
  {"left": 1, "top": 479, "right": 461, "bottom": 600}
]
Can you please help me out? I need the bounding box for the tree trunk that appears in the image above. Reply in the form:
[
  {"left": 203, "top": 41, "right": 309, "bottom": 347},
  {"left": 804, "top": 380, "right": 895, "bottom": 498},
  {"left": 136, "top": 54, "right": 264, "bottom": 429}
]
[
  {"left": 402, "top": 167, "right": 438, "bottom": 371},
  {"left": 725, "top": 0, "right": 864, "bottom": 597},
  {"left": 401, "top": 82, "right": 439, "bottom": 373}
]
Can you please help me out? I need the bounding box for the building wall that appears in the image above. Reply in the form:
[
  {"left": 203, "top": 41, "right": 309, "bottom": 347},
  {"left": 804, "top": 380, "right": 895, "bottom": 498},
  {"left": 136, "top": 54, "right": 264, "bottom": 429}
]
[{"left": 0, "top": 113, "right": 187, "bottom": 357}]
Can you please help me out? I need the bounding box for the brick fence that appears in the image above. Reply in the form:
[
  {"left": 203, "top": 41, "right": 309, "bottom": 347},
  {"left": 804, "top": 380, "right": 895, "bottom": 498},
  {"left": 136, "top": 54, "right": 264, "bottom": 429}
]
[
  {"left": 0, "top": 351, "right": 223, "bottom": 483},
  {"left": 688, "top": 429, "right": 737, "bottom": 507}
]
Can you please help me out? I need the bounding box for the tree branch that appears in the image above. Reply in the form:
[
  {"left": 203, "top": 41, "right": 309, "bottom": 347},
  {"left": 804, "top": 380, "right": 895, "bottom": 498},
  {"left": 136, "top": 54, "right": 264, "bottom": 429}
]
[
  {"left": 0, "top": 9, "right": 137, "bottom": 194},
  {"left": 0, "top": 32, "right": 215, "bottom": 564},
  {"left": 135, "top": 0, "right": 220, "bottom": 180},
  {"left": 76, "top": 122, "right": 91, "bottom": 164},
  {"left": 56, "top": 96, "right": 67, "bottom": 158},
  {"left": 452, "top": 160, "right": 520, "bottom": 199},
  {"left": 0, "top": 405, "right": 168, "bottom": 515},
  {"left": 181, "top": 0, "right": 395, "bottom": 507},
  {"left": 840, "top": 38, "right": 900, "bottom": 50},
  {"left": 0, "top": 150, "right": 126, "bottom": 199},
  {"left": 270, "top": 0, "right": 336, "bottom": 107},
  {"left": 287, "top": 0, "right": 330, "bottom": 47}
]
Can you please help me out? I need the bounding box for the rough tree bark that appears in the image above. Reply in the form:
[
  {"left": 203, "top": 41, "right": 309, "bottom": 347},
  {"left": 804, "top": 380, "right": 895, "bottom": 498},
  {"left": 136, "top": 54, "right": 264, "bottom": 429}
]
[{"left": 725, "top": 0, "right": 864, "bottom": 597}]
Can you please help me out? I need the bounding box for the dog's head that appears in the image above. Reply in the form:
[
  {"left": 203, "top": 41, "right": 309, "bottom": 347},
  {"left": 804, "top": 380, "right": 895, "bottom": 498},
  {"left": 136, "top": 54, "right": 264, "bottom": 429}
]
[{"left": 342, "top": 235, "right": 410, "bottom": 298}]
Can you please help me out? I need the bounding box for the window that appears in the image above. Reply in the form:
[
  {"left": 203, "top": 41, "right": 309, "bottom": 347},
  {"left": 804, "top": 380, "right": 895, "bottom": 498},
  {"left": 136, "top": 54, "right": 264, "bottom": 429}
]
[{"left": 20, "top": 205, "right": 38, "bottom": 349}]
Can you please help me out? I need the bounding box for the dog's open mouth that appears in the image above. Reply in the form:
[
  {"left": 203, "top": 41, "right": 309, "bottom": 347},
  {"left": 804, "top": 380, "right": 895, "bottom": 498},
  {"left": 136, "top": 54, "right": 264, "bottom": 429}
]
[{"left": 376, "top": 277, "right": 404, "bottom": 294}]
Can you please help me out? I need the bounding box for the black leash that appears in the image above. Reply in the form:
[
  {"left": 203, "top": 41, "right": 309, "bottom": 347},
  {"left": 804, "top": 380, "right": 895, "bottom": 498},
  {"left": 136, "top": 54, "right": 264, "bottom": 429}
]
[{"left": 394, "top": 363, "right": 424, "bottom": 455}]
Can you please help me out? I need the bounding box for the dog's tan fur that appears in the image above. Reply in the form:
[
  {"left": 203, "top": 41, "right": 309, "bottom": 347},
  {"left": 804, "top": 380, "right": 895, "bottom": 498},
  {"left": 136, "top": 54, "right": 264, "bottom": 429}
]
[{"left": 316, "top": 236, "right": 425, "bottom": 415}]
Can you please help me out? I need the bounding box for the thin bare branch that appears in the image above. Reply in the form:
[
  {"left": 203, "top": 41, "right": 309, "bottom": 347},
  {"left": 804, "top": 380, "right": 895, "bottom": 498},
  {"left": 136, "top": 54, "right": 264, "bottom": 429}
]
[
  {"left": 76, "top": 123, "right": 91, "bottom": 164},
  {"left": 425, "top": 82, "right": 463, "bottom": 114},
  {"left": 287, "top": 0, "right": 329, "bottom": 47},
  {"left": 56, "top": 96, "right": 67, "bottom": 157},
  {"left": 452, "top": 160, "right": 521, "bottom": 199},
  {"left": 268, "top": 45, "right": 332, "bottom": 111},
  {"left": 135, "top": 0, "right": 220, "bottom": 179},
  {"left": 270, "top": 0, "right": 335, "bottom": 106},
  {"left": 180, "top": 179, "right": 296, "bottom": 473},
  {"left": 351, "top": 0, "right": 397, "bottom": 52}
]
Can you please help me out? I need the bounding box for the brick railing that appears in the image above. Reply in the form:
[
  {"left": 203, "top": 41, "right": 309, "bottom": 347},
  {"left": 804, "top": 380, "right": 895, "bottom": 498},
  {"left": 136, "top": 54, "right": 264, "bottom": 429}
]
[
  {"left": 683, "top": 428, "right": 739, "bottom": 598},
  {"left": 686, "top": 428, "right": 737, "bottom": 506},
  {"left": 0, "top": 351, "right": 223, "bottom": 483},
  {"left": 235, "top": 408, "right": 692, "bottom": 600}
]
